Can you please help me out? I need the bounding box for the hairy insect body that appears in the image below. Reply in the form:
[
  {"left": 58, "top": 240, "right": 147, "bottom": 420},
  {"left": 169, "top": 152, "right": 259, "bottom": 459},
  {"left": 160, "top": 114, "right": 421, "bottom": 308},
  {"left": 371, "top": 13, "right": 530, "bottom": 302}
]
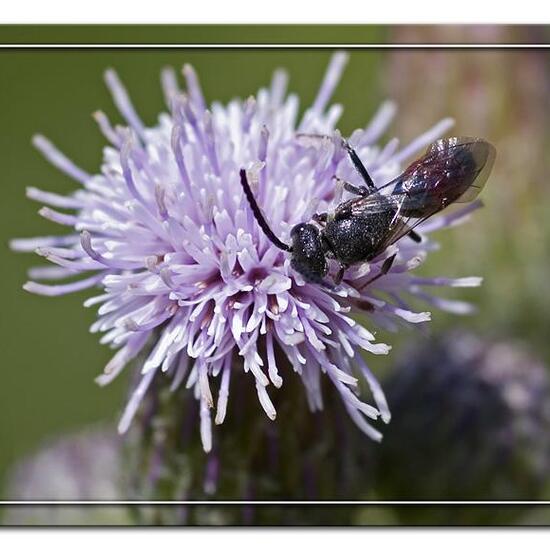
[
  {"left": 323, "top": 207, "right": 397, "bottom": 266},
  {"left": 290, "top": 223, "right": 328, "bottom": 283},
  {"left": 239, "top": 136, "right": 495, "bottom": 288}
]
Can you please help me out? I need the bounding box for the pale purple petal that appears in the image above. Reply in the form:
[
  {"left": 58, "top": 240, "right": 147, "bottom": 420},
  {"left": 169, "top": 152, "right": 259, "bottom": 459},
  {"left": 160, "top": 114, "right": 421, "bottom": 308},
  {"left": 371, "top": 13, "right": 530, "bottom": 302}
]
[{"left": 104, "top": 69, "right": 146, "bottom": 137}]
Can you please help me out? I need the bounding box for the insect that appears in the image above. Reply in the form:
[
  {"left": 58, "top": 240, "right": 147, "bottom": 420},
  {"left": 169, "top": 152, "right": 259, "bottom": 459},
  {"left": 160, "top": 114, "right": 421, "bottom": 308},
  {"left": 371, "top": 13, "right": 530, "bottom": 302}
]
[{"left": 239, "top": 136, "right": 496, "bottom": 288}]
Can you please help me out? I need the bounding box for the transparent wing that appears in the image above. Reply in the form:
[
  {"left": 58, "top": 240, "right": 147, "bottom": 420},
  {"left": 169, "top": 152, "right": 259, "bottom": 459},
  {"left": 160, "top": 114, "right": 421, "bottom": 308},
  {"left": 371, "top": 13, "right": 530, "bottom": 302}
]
[
  {"left": 347, "top": 137, "right": 495, "bottom": 252},
  {"left": 418, "top": 137, "right": 496, "bottom": 204},
  {"left": 349, "top": 193, "right": 442, "bottom": 252},
  {"left": 352, "top": 137, "right": 495, "bottom": 216},
  {"left": 376, "top": 199, "right": 444, "bottom": 251}
]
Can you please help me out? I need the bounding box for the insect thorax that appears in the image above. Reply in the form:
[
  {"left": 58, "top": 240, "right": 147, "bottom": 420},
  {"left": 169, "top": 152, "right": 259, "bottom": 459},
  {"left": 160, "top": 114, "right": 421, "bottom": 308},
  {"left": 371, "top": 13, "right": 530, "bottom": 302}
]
[{"left": 323, "top": 209, "right": 396, "bottom": 265}]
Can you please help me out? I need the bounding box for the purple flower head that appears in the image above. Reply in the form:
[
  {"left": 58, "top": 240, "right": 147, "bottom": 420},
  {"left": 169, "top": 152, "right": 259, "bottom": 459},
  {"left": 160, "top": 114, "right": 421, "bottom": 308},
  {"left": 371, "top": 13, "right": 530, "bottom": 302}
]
[{"left": 11, "top": 52, "right": 483, "bottom": 452}]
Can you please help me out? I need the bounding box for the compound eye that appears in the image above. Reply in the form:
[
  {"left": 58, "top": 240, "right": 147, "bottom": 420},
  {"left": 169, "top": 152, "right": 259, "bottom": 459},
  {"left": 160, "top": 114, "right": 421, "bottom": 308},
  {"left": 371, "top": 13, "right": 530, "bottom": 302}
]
[{"left": 290, "top": 223, "right": 309, "bottom": 238}]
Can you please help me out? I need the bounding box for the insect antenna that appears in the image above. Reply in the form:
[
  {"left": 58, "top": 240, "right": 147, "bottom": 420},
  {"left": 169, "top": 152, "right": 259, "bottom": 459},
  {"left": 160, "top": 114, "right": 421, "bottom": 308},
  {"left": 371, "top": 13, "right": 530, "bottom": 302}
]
[{"left": 239, "top": 169, "right": 292, "bottom": 252}]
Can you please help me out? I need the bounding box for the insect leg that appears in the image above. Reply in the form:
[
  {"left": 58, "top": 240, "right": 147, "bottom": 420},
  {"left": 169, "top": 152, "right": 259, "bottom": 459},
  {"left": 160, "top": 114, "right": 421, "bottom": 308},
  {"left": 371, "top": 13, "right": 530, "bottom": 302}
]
[
  {"left": 334, "top": 262, "right": 349, "bottom": 286},
  {"left": 341, "top": 139, "right": 377, "bottom": 194},
  {"left": 332, "top": 176, "right": 368, "bottom": 197},
  {"left": 407, "top": 230, "right": 422, "bottom": 243},
  {"left": 344, "top": 182, "right": 369, "bottom": 197},
  {"left": 312, "top": 212, "right": 328, "bottom": 225},
  {"left": 297, "top": 134, "right": 377, "bottom": 194},
  {"left": 358, "top": 254, "right": 397, "bottom": 290}
]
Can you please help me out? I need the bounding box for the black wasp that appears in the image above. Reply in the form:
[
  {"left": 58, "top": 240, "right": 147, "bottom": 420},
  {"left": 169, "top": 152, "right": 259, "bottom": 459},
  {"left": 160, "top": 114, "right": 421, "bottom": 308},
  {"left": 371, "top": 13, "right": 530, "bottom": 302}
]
[{"left": 239, "top": 135, "right": 496, "bottom": 288}]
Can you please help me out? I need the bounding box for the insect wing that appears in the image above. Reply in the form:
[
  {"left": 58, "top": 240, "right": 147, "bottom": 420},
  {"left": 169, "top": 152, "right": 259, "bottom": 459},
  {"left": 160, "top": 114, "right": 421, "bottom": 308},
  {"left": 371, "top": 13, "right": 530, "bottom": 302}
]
[
  {"left": 376, "top": 196, "right": 441, "bottom": 251},
  {"left": 354, "top": 193, "right": 435, "bottom": 246},
  {"left": 348, "top": 192, "right": 398, "bottom": 216},
  {"left": 337, "top": 137, "right": 495, "bottom": 256},
  {"left": 425, "top": 137, "right": 495, "bottom": 202},
  {"left": 387, "top": 137, "right": 496, "bottom": 214},
  {"left": 345, "top": 193, "right": 423, "bottom": 251}
]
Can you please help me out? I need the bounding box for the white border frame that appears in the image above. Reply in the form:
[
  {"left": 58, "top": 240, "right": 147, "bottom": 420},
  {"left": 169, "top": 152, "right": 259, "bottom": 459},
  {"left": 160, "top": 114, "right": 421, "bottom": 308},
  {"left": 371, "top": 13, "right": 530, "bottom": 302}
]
[
  {"left": 2, "top": 37, "right": 549, "bottom": 508},
  {"left": 0, "top": 44, "right": 550, "bottom": 48}
]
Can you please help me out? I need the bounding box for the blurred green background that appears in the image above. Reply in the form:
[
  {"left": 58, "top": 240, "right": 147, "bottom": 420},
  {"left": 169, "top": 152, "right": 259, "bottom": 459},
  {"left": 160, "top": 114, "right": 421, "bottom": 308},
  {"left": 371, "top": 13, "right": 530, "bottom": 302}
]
[{"left": 2, "top": 25, "right": 550, "bottom": 521}]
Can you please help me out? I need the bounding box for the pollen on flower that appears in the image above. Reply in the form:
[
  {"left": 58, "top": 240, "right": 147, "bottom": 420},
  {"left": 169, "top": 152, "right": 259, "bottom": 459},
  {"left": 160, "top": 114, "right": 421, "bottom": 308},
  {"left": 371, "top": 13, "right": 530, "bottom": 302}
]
[{"left": 11, "top": 52, "right": 483, "bottom": 452}]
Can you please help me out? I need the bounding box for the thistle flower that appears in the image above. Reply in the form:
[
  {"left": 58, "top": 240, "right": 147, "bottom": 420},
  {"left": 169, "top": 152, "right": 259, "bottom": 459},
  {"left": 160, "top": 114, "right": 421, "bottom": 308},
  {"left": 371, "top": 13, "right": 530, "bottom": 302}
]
[
  {"left": 3, "top": 427, "right": 131, "bottom": 525},
  {"left": 11, "top": 52, "right": 482, "bottom": 452},
  {"left": 377, "top": 331, "right": 550, "bottom": 510},
  {"left": 6, "top": 427, "right": 122, "bottom": 501}
]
